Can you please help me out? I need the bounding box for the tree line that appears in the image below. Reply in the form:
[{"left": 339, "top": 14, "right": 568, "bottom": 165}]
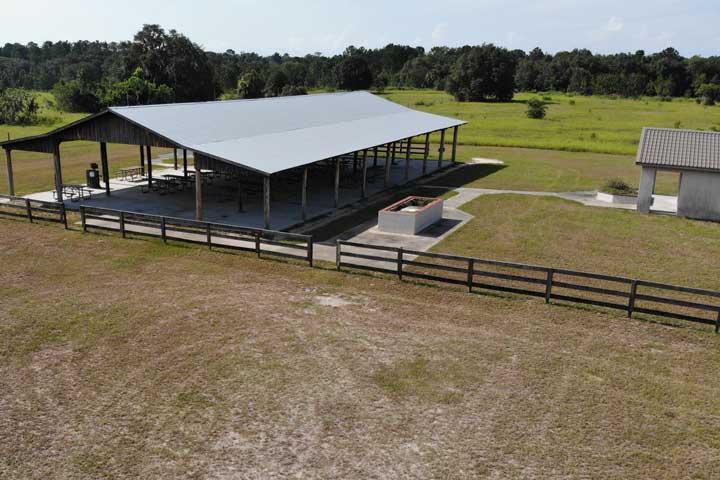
[{"left": 1, "top": 24, "right": 719, "bottom": 118}]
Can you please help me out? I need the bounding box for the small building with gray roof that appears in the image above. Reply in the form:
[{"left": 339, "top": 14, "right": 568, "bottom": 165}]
[{"left": 636, "top": 127, "right": 720, "bottom": 221}]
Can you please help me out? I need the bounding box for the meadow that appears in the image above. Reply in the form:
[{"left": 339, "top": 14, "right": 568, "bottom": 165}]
[
  {"left": 385, "top": 89, "right": 720, "bottom": 155},
  {"left": 1, "top": 216, "right": 719, "bottom": 478}
]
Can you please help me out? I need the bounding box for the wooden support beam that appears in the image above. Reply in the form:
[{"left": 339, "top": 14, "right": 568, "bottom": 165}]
[
  {"left": 100, "top": 142, "right": 110, "bottom": 196},
  {"left": 147, "top": 145, "right": 152, "bottom": 188},
  {"left": 301, "top": 167, "right": 308, "bottom": 222},
  {"left": 451, "top": 126, "right": 459, "bottom": 163},
  {"left": 361, "top": 149, "right": 368, "bottom": 199},
  {"left": 173, "top": 149, "right": 178, "bottom": 170},
  {"left": 373, "top": 146, "right": 378, "bottom": 168},
  {"left": 404, "top": 137, "right": 412, "bottom": 182},
  {"left": 183, "top": 149, "right": 188, "bottom": 178},
  {"left": 139, "top": 145, "right": 145, "bottom": 175},
  {"left": 237, "top": 181, "right": 244, "bottom": 212},
  {"left": 263, "top": 176, "right": 271, "bottom": 229},
  {"left": 423, "top": 133, "right": 430, "bottom": 174},
  {"left": 353, "top": 151, "right": 358, "bottom": 174},
  {"left": 438, "top": 129, "right": 446, "bottom": 169},
  {"left": 53, "top": 142, "right": 63, "bottom": 202},
  {"left": 195, "top": 162, "right": 203, "bottom": 221},
  {"left": 146, "top": 145, "right": 153, "bottom": 188},
  {"left": 4, "top": 148, "right": 14, "bottom": 196},
  {"left": 391, "top": 142, "right": 397, "bottom": 165},
  {"left": 384, "top": 144, "right": 392, "bottom": 187},
  {"left": 334, "top": 157, "right": 341, "bottom": 208}
]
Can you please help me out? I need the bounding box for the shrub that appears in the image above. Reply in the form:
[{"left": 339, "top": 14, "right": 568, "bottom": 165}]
[
  {"left": 601, "top": 177, "right": 637, "bottom": 196},
  {"left": 279, "top": 85, "right": 307, "bottom": 97},
  {"left": 696, "top": 83, "right": 720, "bottom": 105},
  {"left": 526, "top": 98, "right": 547, "bottom": 119},
  {"left": 52, "top": 79, "right": 101, "bottom": 113},
  {"left": 569, "top": 99, "right": 576, "bottom": 106},
  {"left": 0, "top": 88, "right": 39, "bottom": 125},
  {"left": 237, "top": 70, "right": 265, "bottom": 99},
  {"left": 673, "top": 120, "right": 682, "bottom": 129}
]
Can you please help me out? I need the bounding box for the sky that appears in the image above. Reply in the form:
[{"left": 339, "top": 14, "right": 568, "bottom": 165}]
[{"left": 2, "top": 0, "right": 719, "bottom": 57}]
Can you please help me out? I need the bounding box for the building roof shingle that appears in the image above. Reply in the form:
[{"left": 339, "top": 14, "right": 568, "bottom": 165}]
[{"left": 636, "top": 127, "right": 720, "bottom": 171}]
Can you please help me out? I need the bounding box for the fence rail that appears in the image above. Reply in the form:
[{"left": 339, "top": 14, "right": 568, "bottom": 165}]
[
  {"left": 336, "top": 240, "right": 720, "bottom": 332},
  {"left": 0, "top": 194, "right": 67, "bottom": 227},
  {"left": 80, "top": 206, "right": 313, "bottom": 266}
]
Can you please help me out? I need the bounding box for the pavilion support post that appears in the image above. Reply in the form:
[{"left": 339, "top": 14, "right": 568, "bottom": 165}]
[
  {"left": 146, "top": 145, "right": 153, "bottom": 189},
  {"left": 53, "top": 141, "right": 63, "bottom": 202},
  {"left": 451, "top": 126, "right": 459, "bottom": 163},
  {"left": 100, "top": 142, "right": 110, "bottom": 196},
  {"left": 438, "top": 129, "right": 446, "bottom": 169},
  {"left": 139, "top": 146, "right": 145, "bottom": 175},
  {"left": 391, "top": 142, "right": 397, "bottom": 165},
  {"left": 183, "top": 149, "right": 188, "bottom": 178},
  {"left": 301, "top": 167, "right": 308, "bottom": 222},
  {"left": 384, "top": 144, "right": 392, "bottom": 188},
  {"left": 263, "top": 176, "right": 271, "bottom": 229},
  {"left": 404, "top": 137, "right": 412, "bottom": 183},
  {"left": 4, "top": 149, "right": 14, "bottom": 196},
  {"left": 353, "top": 151, "right": 358, "bottom": 175},
  {"left": 423, "top": 133, "right": 430, "bottom": 174},
  {"left": 237, "top": 181, "right": 244, "bottom": 212},
  {"left": 195, "top": 162, "right": 203, "bottom": 221},
  {"left": 373, "top": 146, "right": 378, "bottom": 168},
  {"left": 334, "top": 158, "right": 341, "bottom": 208},
  {"left": 173, "top": 149, "right": 178, "bottom": 170},
  {"left": 361, "top": 149, "right": 368, "bottom": 199}
]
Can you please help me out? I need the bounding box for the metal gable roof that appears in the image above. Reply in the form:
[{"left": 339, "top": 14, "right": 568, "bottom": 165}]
[
  {"left": 109, "top": 91, "right": 466, "bottom": 175},
  {"left": 636, "top": 127, "right": 720, "bottom": 172}
]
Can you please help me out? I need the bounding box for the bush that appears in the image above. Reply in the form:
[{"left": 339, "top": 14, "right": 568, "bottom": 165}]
[
  {"left": 696, "top": 83, "right": 720, "bottom": 105},
  {"left": 601, "top": 177, "right": 637, "bottom": 196},
  {"left": 526, "top": 98, "right": 547, "bottom": 119},
  {"left": 237, "top": 70, "right": 264, "bottom": 99},
  {"left": 279, "top": 85, "right": 307, "bottom": 97},
  {"left": 52, "top": 79, "right": 101, "bottom": 113},
  {"left": 0, "top": 88, "right": 39, "bottom": 125}
]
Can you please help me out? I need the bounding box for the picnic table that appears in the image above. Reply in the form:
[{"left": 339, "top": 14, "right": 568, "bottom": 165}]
[
  {"left": 119, "top": 166, "right": 145, "bottom": 182},
  {"left": 54, "top": 184, "right": 92, "bottom": 202}
]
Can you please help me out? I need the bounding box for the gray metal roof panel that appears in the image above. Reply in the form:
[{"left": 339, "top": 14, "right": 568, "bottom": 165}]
[
  {"left": 636, "top": 127, "right": 720, "bottom": 171},
  {"left": 110, "top": 91, "right": 466, "bottom": 174}
]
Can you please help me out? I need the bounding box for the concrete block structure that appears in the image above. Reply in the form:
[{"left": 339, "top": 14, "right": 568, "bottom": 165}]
[
  {"left": 636, "top": 127, "right": 720, "bottom": 221},
  {"left": 378, "top": 196, "right": 444, "bottom": 235}
]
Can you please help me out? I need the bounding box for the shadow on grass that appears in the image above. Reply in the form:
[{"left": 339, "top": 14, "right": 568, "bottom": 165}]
[{"left": 427, "top": 164, "right": 507, "bottom": 188}]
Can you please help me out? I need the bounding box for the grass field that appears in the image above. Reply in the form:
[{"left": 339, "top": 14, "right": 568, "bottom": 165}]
[
  {"left": 384, "top": 89, "right": 720, "bottom": 155},
  {"left": 1, "top": 217, "right": 719, "bottom": 478},
  {"left": 432, "top": 194, "right": 720, "bottom": 290}
]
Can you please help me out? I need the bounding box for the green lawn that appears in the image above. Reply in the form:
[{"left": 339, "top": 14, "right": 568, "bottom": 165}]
[
  {"left": 2, "top": 217, "right": 719, "bottom": 478},
  {"left": 433, "top": 194, "right": 720, "bottom": 290},
  {"left": 446, "top": 145, "right": 678, "bottom": 194},
  {"left": 384, "top": 89, "right": 720, "bottom": 155}
]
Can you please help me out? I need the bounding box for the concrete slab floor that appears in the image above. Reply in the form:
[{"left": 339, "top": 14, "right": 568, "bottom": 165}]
[{"left": 25, "top": 158, "right": 454, "bottom": 231}]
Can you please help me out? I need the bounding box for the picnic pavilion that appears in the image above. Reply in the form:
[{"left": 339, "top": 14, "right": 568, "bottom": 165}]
[{"left": 1, "top": 91, "right": 466, "bottom": 230}]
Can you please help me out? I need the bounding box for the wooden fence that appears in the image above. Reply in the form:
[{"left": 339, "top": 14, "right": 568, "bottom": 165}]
[
  {"left": 336, "top": 240, "right": 720, "bottom": 332},
  {"left": 0, "top": 194, "right": 67, "bottom": 227},
  {"left": 80, "top": 206, "right": 314, "bottom": 266}
]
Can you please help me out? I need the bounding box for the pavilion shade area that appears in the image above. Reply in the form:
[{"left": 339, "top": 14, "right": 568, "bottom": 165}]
[{"left": 2, "top": 92, "right": 466, "bottom": 228}]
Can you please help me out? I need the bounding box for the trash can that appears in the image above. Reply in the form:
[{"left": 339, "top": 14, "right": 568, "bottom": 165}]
[{"left": 86, "top": 163, "right": 101, "bottom": 189}]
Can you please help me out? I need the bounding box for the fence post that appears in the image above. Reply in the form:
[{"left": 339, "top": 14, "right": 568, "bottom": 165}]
[
  {"left": 60, "top": 203, "right": 68, "bottom": 229},
  {"left": 336, "top": 240, "right": 341, "bottom": 271},
  {"left": 545, "top": 268, "right": 554, "bottom": 304},
  {"left": 307, "top": 236, "right": 314, "bottom": 267},
  {"left": 255, "top": 232, "right": 261, "bottom": 258},
  {"left": 397, "top": 247, "right": 403, "bottom": 281},
  {"left": 715, "top": 310, "right": 720, "bottom": 334},
  {"left": 25, "top": 199, "right": 33, "bottom": 223},
  {"left": 119, "top": 211, "right": 126, "bottom": 238},
  {"left": 80, "top": 206, "right": 86, "bottom": 232},
  {"left": 206, "top": 223, "right": 212, "bottom": 249},
  {"left": 628, "top": 280, "right": 638, "bottom": 318},
  {"left": 161, "top": 217, "right": 167, "bottom": 243},
  {"left": 467, "top": 259, "right": 474, "bottom": 293}
]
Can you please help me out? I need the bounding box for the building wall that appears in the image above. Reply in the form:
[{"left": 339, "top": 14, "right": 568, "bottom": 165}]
[{"left": 677, "top": 171, "right": 720, "bottom": 221}]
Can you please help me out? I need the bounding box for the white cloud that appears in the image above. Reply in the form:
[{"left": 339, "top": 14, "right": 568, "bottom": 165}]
[
  {"left": 603, "top": 16, "right": 624, "bottom": 32},
  {"left": 431, "top": 22, "right": 449, "bottom": 42}
]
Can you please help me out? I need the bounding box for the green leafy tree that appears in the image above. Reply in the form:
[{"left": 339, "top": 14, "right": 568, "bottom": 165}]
[
  {"left": 336, "top": 56, "right": 373, "bottom": 91},
  {"left": 526, "top": 98, "right": 547, "bottom": 119},
  {"left": 237, "top": 70, "right": 265, "bottom": 99},
  {"left": 52, "top": 79, "right": 101, "bottom": 112},
  {"left": 0, "top": 88, "right": 39, "bottom": 124},
  {"left": 102, "top": 68, "right": 174, "bottom": 106},
  {"left": 263, "top": 69, "right": 288, "bottom": 97},
  {"left": 446, "top": 44, "right": 517, "bottom": 102},
  {"left": 696, "top": 83, "right": 720, "bottom": 105}
]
